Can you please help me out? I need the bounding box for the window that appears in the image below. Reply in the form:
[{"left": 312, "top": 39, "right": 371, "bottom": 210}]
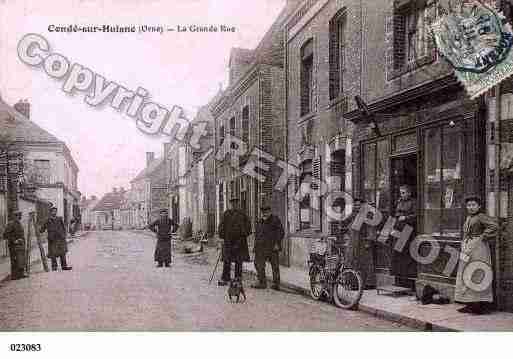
[
  {"left": 299, "top": 160, "right": 312, "bottom": 230},
  {"left": 392, "top": 0, "right": 434, "bottom": 73},
  {"left": 329, "top": 9, "right": 346, "bottom": 100},
  {"left": 34, "top": 159, "right": 51, "bottom": 184},
  {"left": 219, "top": 125, "right": 225, "bottom": 147},
  {"left": 423, "top": 123, "right": 464, "bottom": 237},
  {"left": 242, "top": 105, "right": 249, "bottom": 144},
  {"left": 229, "top": 116, "right": 237, "bottom": 149},
  {"left": 229, "top": 116, "right": 236, "bottom": 136},
  {"left": 300, "top": 39, "right": 314, "bottom": 117}
]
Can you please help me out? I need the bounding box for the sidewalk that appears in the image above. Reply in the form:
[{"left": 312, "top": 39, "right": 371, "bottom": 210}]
[
  {"left": 0, "top": 231, "right": 89, "bottom": 283},
  {"left": 243, "top": 262, "right": 513, "bottom": 331}
]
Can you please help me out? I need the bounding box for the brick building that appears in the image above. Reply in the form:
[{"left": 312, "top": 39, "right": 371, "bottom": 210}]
[
  {"left": 284, "top": 0, "right": 361, "bottom": 268},
  {"left": 211, "top": 1, "right": 298, "bottom": 262},
  {"left": 339, "top": 0, "right": 513, "bottom": 311},
  {"left": 280, "top": 0, "right": 513, "bottom": 312}
]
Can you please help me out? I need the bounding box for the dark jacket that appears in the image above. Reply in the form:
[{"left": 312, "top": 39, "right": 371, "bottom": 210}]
[
  {"left": 255, "top": 215, "right": 284, "bottom": 254},
  {"left": 219, "top": 209, "right": 251, "bottom": 263},
  {"left": 40, "top": 216, "right": 68, "bottom": 258},
  {"left": 395, "top": 197, "right": 416, "bottom": 227},
  {"left": 149, "top": 217, "right": 177, "bottom": 263},
  {"left": 149, "top": 217, "right": 177, "bottom": 241},
  {"left": 3, "top": 219, "right": 25, "bottom": 248}
]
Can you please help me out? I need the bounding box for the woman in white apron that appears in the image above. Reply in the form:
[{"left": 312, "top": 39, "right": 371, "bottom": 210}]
[{"left": 455, "top": 195, "right": 498, "bottom": 314}]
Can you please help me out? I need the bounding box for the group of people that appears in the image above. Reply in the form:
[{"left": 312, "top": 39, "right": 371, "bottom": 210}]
[
  {"left": 3, "top": 206, "right": 72, "bottom": 280},
  {"left": 217, "top": 196, "right": 284, "bottom": 290},
  {"left": 341, "top": 184, "right": 498, "bottom": 315},
  {"left": 148, "top": 197, "right": 285, "bottom": 290}
]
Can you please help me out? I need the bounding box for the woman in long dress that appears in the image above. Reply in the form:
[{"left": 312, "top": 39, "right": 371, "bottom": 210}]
[{"left": 455, "top": 195, "right": 498, "bottom": 314}]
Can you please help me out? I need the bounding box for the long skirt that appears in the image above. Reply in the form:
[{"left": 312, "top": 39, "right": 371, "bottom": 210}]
[
  {"left": 454, "top": 240, "right": 493, "bottom": 303},
  {"left": 154, "top": 240, "right": 171, "bottom": 263}
]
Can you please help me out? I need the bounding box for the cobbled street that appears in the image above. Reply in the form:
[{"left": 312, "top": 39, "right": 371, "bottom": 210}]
[{"left": 0, "top": 231, "right": 412, "bottom": 331}]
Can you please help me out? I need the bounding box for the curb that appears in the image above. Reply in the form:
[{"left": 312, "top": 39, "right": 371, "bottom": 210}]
[
  {"left": 243, "top": 267, "right": 458, "bottom": 332},
  {"left": 0, "top": 233, "right": 88, "bottom": 284}
]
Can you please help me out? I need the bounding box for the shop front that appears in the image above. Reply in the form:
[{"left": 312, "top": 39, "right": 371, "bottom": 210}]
[{"left": 347, "top": 78, "right": 487, "bottom": 298}]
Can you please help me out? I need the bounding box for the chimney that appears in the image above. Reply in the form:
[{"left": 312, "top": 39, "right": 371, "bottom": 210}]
[
  {"left": 146, "top": 152, "right": 155, "bottom": 167},
  {"left": 14, "top": 99, "right": 30, "bottom": 119},
  {"left": 112, "top": 187, "right": 117, "bottom": 193},
  {"left": 164, "top": 143, "right": 172, "bottom": 159}
]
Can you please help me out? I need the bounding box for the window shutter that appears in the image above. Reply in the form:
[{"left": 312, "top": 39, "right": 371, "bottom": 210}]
[
  {"left": 393, "top": 12, "right": 406, "bottom": 70},
  {"left": 312, "top": 156, "right": 321, "bottom": 190},
  {"left": 329, "top": 18, "right": 340, "bottom": 101}
]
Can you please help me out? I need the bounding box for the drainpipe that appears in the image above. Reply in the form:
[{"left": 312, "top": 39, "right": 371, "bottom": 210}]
[
  {"left": 494, "top": 84, "right": 502, "bottom": 308},
  {"left": 284, "top": 20, "right": 290, "bottom": 267}
]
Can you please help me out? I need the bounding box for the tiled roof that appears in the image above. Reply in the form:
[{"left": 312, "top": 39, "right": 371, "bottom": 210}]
[
  {"left": 92, "top": 191, "right": 127, "bottom": 212},
  {"left": 130, "top": 158, "right": 165, "bottom": 182},
  {"left": 0, "top": 98, "right": 61, "bottom": 143}
]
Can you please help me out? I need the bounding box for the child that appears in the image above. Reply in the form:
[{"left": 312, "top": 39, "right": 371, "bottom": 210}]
[{"left": 455, "top": 195, "right": 498, "bottom": 314}]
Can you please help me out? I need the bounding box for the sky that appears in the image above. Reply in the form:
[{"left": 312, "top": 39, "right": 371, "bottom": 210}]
[{"left": 0, "top": 0, "right": 286, "bottom": 199}]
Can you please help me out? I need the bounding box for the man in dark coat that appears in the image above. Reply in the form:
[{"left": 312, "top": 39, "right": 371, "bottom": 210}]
[
  {"left": 148, "top": 209, "right": 177, "bottom": 267},
  {"left": 40, "top": 207, "right": 71, "bottom": 271},
  {"left": 251, "top": 202, "right": 284, "bottom": 290},
  {"left": 3, "top": 211, "right": 27, "bottom": 280},
  {"left": 218, "top": 197, "right": 251, "bottom": 286}
]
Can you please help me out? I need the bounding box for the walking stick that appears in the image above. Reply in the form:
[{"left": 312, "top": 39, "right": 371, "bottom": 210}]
[
  {"left": 209, "top": 248, "right": 222, "bottom": 284},
  {"left": 25, "top": 213, "right": 33, "bottom": 277},
  {"left": 31, "top": 212, "right": 49, "bottom": 272}
]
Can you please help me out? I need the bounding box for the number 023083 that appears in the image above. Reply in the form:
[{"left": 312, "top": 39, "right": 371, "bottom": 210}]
[{"left": 9, "top": 344, "right": 42, "bottom": 352}]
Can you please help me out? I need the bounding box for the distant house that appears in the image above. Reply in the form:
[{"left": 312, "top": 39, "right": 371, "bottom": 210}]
[
  {"left": 129, "top": 150, "right": 168, "bottom": 228},
  {"left": 92, "top": 187, "right": 127, "bottom": 230},
  {"left": 79, "top": 195, "right": 99, "bottom": 230}
]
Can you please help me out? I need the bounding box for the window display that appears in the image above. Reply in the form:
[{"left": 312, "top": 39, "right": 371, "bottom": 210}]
[{"left": 423, "top": 123, "right": 464, "bottom": 237}]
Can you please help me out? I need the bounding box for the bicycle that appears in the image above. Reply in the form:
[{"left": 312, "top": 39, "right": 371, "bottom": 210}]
[{"left": 308, "top": 236, "right": 363, "bottom": 309}]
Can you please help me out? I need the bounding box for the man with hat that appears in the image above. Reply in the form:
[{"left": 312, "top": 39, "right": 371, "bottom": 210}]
[
  {"left": 148, "top": 208, "right": 178, "bottom": 267},
  {"left": 251, "top": 201, "right": 284, "bottom": 290},
  {"left": 40, "top": 206, "right": 72, "bottom": 271},
  {"left": 217, "top": 196, "right": 251, "bottom": 286},
  {"left": 3, "top": 210, "right": 27, "bottom": 280}
]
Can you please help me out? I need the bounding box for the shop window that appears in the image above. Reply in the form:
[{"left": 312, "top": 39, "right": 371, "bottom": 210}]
[
  {"left": 329, "top": 9, "right": 346, "bottom": 101},
  {"left": 300, "top": 39, "right": 314, "bottom": 117},
  {"left": 423, "top": 123, "right": 464, "bottom": 237}
]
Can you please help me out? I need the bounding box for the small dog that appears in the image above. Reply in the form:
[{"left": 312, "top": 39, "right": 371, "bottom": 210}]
[{"left": 227, "top": 278, "right": 246, "bottom": 303}]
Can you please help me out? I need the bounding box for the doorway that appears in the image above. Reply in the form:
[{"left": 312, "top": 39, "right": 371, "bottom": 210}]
[{"left": 390, "top": 154, "right": 417, "bottom": 289}]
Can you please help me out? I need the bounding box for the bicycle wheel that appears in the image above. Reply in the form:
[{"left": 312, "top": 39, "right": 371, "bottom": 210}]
[
  {"left": 333, "top": 269, "right": 363, "bottom": 309},
  {"left": 309, "top": 265, "right": 324, "bottom": 300}
]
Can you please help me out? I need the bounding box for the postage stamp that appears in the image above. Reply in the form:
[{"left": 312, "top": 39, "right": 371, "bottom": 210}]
[{"left": 431, "top": 0, "right": 513, "bottom": 98}]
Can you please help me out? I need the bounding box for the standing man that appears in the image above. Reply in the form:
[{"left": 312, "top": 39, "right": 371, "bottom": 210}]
[
  {"left": 251, "top": 202, "right": 284, "bottom": 290},
  {"left": 217, "top": 196, "right": 251, "bottom": 286},
  {"left": 40, "top": 207, "right": 72, "bottom": 271},
  {"left": 148, "top": 209, "right": 177, "bottom": 267},
  {"left": 3, "top": 211, "right": 27, "bottom": 280}
]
